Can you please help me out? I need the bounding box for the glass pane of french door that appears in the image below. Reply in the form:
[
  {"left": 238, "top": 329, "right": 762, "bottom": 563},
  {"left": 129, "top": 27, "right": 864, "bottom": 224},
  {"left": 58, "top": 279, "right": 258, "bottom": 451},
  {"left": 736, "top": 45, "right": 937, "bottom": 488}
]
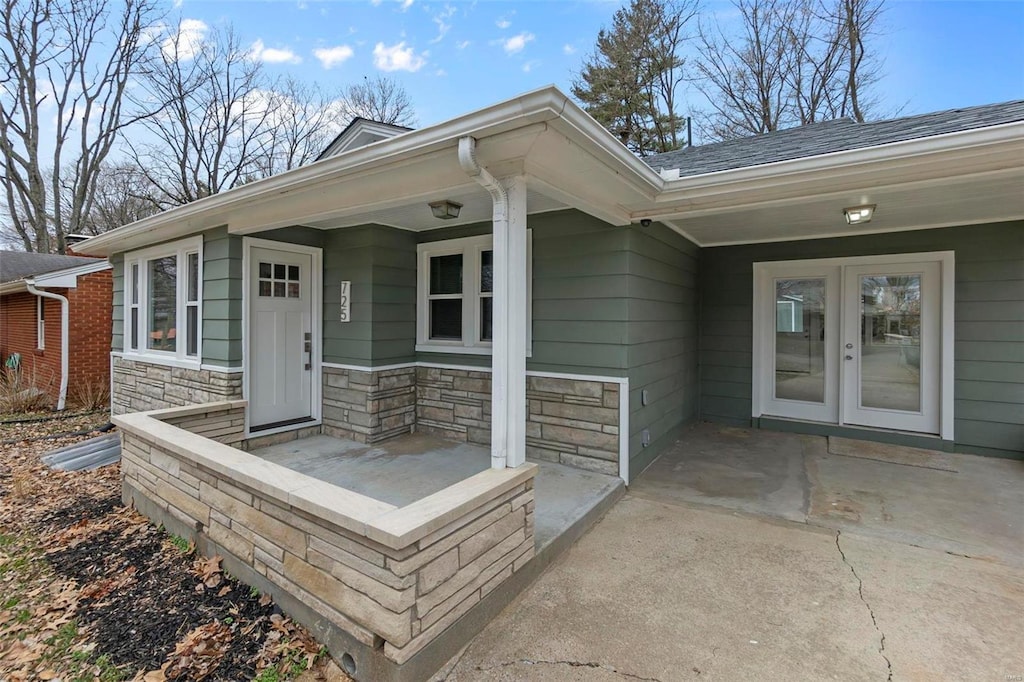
[
  {"left": 858, "top": 274, "right": 921, "bottom": 412},
  {"left": 774, "top": 278, "right": 827, "bottom": 403}
]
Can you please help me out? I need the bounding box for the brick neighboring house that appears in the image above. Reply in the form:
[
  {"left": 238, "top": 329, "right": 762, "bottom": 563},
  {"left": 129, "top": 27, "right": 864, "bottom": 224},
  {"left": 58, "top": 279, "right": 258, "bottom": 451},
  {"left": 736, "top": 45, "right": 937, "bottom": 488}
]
[{"left": 0, "top": 249, "right": 113, "bottom": 410}]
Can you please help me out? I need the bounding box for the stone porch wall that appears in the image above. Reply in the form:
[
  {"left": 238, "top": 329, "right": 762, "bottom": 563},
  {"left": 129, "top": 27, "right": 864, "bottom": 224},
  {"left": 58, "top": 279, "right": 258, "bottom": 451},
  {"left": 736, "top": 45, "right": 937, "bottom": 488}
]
[
  {"left": 112, "top": 356, "right": 242, "bottom": 415},
  {"left": 161, "top": 404, "right": 246, "bottom": 448},
  {"left": 322, "top": 366, "right": 417, "bottom": 443},
  {"left": 115, "top": 402, "right": 536, "bottom": 676},
  {"left": 416, "top": 367, "right": 621, "bottom": 476}
]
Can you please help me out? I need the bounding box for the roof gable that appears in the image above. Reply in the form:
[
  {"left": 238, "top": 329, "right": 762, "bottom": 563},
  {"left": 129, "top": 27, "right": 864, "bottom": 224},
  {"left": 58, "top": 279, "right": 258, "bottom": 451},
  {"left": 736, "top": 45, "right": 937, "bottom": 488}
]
[
  {"left": 317, "top": 118, "right": 413, "bottom": 160},
  {"left": 645, "top": 100, "right": 1024, "bottom": 176}
]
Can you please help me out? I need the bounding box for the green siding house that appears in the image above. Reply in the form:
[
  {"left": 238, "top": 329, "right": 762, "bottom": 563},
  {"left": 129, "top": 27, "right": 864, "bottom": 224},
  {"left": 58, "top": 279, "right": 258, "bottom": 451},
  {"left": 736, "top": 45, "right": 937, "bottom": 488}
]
[{"left": 78, "top": 88, "right": 1023, "bottom": 680}]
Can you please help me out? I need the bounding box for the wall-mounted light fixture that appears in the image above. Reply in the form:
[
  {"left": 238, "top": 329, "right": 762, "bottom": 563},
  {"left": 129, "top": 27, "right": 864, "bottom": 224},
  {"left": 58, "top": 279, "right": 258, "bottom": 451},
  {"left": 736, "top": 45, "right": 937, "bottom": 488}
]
[
  {"left": 429, "top": 199, "right": 462, "bottom": 220},
  {"left": 844, "top": 204, "right": 875, "bottom": 225}
]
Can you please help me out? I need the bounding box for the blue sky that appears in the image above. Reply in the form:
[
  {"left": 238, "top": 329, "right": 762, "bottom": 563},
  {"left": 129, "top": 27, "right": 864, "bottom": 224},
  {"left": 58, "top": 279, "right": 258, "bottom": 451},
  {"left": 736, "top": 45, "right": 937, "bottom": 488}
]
[{"left": 172, "top": 0, "right": 1023, "bottom": 136}]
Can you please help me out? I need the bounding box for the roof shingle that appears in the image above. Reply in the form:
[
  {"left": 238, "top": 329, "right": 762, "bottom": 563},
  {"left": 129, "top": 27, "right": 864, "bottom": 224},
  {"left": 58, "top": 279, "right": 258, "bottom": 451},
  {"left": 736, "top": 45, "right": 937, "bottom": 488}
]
[
  {"left": 0, "top": 251, "right": 101, "bottom": 284},
  {"left": 643, "top": 100, "right": 1024, "bottom": 176}
]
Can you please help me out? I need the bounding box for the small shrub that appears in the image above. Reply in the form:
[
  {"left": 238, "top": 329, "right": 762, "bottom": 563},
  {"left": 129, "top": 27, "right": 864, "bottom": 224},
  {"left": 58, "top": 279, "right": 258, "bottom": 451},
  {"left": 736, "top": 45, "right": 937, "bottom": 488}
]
[
  {"left": 0, "top": 362, "right": 55, "bottom": 414},
  {"left": 68, "top": 374, "right": 110, "bottom": 412}
]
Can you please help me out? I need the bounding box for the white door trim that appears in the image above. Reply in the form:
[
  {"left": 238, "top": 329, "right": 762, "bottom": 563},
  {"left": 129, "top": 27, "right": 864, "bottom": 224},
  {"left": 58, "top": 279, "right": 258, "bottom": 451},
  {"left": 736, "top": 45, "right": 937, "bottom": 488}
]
[
  {"left": 752, "top": 250, "right": 955, "bottom": 441},
  {"left": 242, "top": 237, "right": 323, "bottom": 438}
]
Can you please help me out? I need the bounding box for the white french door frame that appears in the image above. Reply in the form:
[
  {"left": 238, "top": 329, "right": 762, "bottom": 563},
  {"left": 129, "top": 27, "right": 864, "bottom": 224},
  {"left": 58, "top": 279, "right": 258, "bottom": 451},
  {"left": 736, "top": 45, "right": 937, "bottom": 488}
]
[
  {"left": 242, "top": 237, "right": 323, "bottom": 438},
  {"left": 752, "top": 251, "right": 955, "bottom": 441}
]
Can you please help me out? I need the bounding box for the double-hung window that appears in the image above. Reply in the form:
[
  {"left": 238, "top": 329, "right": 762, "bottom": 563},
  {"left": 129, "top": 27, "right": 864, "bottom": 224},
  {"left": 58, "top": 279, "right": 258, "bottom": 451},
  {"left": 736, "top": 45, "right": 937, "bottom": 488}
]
[
  {"left": 416, "top": 232, "right": 531, "bottom": 354},
  {"left": 36, "top": 297, "right": 45, "bottom": 350},
  {"left": 124, "top": 236, "right": 202, "bottom": 365}
]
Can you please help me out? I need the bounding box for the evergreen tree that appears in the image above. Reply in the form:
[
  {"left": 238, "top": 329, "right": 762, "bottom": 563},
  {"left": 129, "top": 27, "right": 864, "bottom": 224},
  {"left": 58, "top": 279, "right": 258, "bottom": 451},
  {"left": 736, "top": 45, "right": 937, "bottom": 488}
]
[{"left": 572, "top": 0, "right": 698, "bottom": 155}]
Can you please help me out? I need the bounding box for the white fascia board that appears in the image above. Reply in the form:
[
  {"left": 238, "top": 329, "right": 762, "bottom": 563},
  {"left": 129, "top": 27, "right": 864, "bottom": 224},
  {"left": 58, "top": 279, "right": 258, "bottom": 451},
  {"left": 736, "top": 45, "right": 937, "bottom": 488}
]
[
  {"left": 34, "top": 259, "right": 111, "bottom": 287},
  {"left": 74, "top": 87, "right": 579, "bottom": 257},
  {"left": 646, "top": 120, "right": 1024, "bottom": 213}
]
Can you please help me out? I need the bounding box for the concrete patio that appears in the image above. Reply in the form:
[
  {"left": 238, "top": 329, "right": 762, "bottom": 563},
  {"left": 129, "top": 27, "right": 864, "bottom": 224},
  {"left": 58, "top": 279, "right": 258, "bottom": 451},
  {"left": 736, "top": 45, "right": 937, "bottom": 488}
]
[{"left": 439, "top": 424, "right": 1023, "bottom": 681}]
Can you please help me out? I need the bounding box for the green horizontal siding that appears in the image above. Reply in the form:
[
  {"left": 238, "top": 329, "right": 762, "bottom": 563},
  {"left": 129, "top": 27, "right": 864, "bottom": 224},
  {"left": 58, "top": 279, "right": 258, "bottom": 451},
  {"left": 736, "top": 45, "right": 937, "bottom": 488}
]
[
  {"left": 699, "top": 220, "right": 1024, "bottom": 457},
  {"left": 322, "top": 225, "right": 417, "bottom": 366},
  {"left": 413, "top": 210, "right": 632, "bottom": 377},
  {"left": 110, "top": 254, "right": 124, "bottom": 352},
  {"left": 627, "top": 223, "right": 701, "bottom": 477},
  {"left": 202, "top": 227, "right": 243, "bottom": 367}
]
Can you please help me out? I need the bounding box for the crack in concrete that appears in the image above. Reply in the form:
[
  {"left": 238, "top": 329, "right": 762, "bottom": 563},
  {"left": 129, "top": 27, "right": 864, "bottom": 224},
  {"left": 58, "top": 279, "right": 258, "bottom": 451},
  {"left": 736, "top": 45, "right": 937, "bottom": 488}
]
[
  {"left": 474, "top": 658, "right": 663, "bottom": 681},
  {"left": 836, "top": 530, "right": 893, "bottom": 682}
]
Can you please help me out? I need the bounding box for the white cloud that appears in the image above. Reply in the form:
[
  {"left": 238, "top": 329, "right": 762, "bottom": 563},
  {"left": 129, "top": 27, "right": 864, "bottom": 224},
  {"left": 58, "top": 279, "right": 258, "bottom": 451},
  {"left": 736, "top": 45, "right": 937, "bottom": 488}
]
[
  {"left": 314, "top": 44, "right": 354, "bottom": 69},
  {"left": 430, "top": 4, "right": 456, "bottom": 44},
  {"left": 563, "top": 44, "right": 576, "bottom": 55},
  {"left": 399, "top": 0, "right": 413, "bottom": 10},
  {"left": 372, "top": 41, "right": 426, "bottom": 72},
  {"left": 496, "top": 18, "right": 511, "bottom": 29},
  {"left": 501, "top": 32, "right": 534, "bottom": 55},
  {"left": 161, "top": 18, "right": 207, "bottom": 61},
  {"left": 522, "top": 60, "right": 541, "bottom": 73},
  {"left": 251, "top": 39, "right": 302, "bottom": 65},
  {"left": 435, "top": 68, "right": 447, "bottom": 77},
  {"left": 455, "top": 39, "right": 471, "bottom": 50}
]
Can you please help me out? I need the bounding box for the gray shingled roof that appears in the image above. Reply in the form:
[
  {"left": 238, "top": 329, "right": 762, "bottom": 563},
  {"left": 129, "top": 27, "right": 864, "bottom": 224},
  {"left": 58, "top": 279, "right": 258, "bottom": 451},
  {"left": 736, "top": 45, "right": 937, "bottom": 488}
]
[
  {"left": 644, "top": 100, "right": 1024, "bottom": 176},
  {"left": 0, "top": 251, "right": 101, "bottom": 283}
]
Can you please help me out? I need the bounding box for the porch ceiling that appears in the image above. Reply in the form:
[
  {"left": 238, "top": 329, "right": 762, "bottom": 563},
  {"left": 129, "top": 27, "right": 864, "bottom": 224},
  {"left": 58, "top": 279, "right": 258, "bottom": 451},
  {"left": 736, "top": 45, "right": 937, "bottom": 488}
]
[
  {"left": 302, "top": 186, "right": 567, "bottom": 231},
  {"left": 663, "top": 168, "right": 1024, "bottom": 247}
]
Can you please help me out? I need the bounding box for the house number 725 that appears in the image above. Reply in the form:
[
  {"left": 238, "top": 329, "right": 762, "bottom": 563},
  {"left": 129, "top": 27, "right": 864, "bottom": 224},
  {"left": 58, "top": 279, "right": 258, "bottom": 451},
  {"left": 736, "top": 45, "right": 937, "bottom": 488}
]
[{"left": 340, "top": 281, "right": 351, "bottom": 322}]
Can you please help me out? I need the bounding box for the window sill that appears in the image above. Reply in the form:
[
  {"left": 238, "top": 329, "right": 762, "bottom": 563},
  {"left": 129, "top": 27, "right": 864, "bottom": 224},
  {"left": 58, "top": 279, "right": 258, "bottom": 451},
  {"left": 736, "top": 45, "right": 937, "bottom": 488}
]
[
  {"left": 117, "top": 352, "right": 203, "bottom": 371},
  {"left": 415, "top": 344, "right": 533, "bottom": 358}
]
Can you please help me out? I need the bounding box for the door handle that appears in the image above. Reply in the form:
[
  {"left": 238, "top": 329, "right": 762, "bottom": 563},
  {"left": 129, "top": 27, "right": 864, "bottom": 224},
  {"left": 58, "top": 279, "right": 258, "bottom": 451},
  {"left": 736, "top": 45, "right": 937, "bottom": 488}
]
[
  {"left": 845, "top": 355, "right": 854, "bottom": 360},
  {"left": 304, "top": 332, "right": 312, "bottom": 370}
]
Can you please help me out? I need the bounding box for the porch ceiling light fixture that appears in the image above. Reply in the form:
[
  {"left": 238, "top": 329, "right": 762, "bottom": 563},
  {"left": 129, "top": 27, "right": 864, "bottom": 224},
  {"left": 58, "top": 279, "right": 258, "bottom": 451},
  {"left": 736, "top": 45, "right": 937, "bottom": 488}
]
[
  {"left": 429, "top": 199, "right": 463, "bottom": 220},
  {"left": 844, "top": 204, "right": 876, "bottom": 225}
]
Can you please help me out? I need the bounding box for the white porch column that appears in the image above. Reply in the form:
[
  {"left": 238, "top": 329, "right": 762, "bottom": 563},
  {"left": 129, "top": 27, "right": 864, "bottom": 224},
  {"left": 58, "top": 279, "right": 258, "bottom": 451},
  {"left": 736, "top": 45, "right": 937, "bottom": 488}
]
[
  {"left": 498, "top": 175, "right": 528, "bottom": 468},
  {"left": 457, "top": 136, "right": 528, "bottom": 470},
  {"left": 489, "top": 175, "right": 528, "bottom": 469}
]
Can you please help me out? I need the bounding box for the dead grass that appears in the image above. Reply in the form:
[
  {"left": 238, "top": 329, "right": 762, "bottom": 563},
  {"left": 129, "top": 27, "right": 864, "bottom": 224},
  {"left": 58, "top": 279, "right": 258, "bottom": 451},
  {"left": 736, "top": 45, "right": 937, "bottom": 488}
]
[{"left": 0, "top": 414, "right": 347, "bottom": 682}]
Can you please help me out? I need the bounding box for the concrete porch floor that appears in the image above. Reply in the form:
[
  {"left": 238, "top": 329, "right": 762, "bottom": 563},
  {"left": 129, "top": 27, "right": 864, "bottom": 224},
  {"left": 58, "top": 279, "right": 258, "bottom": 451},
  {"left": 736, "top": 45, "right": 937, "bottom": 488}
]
[
  {"left": 628, "top": 422, "right": 1024, "bottom": 566},
  {"left": 251, "top": 432, "right": 625, "bottom": 554}
]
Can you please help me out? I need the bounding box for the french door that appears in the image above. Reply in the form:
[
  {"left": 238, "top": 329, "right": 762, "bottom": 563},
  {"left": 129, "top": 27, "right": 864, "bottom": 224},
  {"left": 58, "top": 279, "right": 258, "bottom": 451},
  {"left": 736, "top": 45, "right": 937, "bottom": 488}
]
[{"left": 754, "top": 254, "right": 948, "bottom": 435}]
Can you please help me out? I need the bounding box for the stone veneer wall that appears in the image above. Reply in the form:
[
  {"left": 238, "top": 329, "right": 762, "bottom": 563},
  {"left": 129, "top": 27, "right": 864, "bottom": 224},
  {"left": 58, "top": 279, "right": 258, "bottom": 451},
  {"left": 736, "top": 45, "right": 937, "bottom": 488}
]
[
  {"left": 117, "top": 402, "right": 536, "bottom": 673},
  {"left": 416, "top": 367, "right": 621, "bottom": 476},
  {"left": 112, "top": 356, "right": 242, "bottom": 415},
  {"left": 322, "top": 366, "right": 416, "bottom": 443}
]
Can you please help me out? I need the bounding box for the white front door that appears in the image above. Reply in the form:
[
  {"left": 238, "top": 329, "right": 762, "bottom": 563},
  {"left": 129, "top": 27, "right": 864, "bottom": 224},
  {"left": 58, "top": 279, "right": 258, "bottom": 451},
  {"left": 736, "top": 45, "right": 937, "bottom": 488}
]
[
  {"left": 755, "top": 253, "right": 949, "bottom": 436},
  {"left": 248, "top": 246, "right": 314, "bottom": 430}
]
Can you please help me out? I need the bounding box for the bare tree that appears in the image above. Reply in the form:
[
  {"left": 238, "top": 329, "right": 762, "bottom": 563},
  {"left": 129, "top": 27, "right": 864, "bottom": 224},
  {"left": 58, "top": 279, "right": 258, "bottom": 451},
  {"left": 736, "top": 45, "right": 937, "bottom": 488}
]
[
  {"left": 66, "top": 162, "right": 160, "bottom": 235},
  {"left": 695, "top": 0, "right": 885, "bottom": 140},
  {"left": 127, "top": 22, "right": 276, "bottom": 208},
  {"left": 341, "top": 75, "right": 416, "bottom": 127},
  {"left": 256, "top": 76, "right": 346, "bottom": 176},
  {"left": 0, "top": 0, "right": 161, "bottom": 252}
]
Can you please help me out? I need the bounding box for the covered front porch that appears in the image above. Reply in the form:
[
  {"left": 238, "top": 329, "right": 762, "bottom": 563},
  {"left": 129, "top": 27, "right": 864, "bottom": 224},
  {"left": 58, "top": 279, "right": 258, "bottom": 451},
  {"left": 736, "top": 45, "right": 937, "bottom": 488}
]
[
  {"left": 251, "top": 431, "right": 624, "bottom": 553},
  {"left": 113, "top": 400, "right": 623, "bottom": 682}
]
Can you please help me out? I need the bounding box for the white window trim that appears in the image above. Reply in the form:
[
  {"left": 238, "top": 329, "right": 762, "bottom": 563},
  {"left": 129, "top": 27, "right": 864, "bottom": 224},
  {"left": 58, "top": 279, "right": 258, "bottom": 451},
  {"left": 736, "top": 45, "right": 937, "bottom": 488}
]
[
  {"left": 36, "top": 296, "right": 45, "bottom": 350},
  {"left": 123, "top": 236, "right": 203, "bottom": 368},
  {"left": 416, "top": 232, "right": 532, "bottom": 355}
]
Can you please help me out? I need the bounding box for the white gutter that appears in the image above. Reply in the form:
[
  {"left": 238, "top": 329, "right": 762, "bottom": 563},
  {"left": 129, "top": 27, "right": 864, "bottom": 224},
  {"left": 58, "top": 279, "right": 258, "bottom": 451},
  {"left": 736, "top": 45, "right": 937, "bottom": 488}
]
[
  {"left": 458, "top": 135, "right": 510, "bottom": 470},
  {"left": 25, "top": 280, "right": 69, "bottom": 410}
]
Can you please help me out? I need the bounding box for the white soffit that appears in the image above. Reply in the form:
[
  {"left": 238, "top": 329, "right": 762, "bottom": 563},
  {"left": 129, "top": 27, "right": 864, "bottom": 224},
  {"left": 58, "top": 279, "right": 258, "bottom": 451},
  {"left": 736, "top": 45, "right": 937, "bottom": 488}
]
[
  {"left": 670, "top": 169, "right": 1024, "bottom": 246},
  {"left": 303, "top": 188, "right": 566, "bottom": 231}
]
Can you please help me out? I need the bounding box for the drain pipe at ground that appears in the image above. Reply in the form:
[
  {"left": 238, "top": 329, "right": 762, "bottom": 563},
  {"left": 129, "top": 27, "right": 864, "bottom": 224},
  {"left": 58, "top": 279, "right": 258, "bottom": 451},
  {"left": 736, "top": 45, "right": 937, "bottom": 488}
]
[{"left": 25, "top": 280, "right": 69, "bottom": 411}]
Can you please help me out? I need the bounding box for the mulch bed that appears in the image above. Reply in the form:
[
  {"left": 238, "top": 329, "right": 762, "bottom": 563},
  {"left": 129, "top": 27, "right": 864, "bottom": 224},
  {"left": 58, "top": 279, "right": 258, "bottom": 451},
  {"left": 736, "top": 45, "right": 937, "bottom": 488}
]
[{"left": 0, "top": 410, "right": 335, "bottom": 682}]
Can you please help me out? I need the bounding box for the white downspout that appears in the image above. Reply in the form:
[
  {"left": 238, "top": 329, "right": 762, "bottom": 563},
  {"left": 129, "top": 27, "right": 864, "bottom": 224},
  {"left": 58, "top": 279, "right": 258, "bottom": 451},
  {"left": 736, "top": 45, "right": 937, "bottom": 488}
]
[
  {"left": 458, "top": 136, "right": 510, "bottom": 469},
  {"left": 25, "top": 280, "right": 69, "bottom": 411}
]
